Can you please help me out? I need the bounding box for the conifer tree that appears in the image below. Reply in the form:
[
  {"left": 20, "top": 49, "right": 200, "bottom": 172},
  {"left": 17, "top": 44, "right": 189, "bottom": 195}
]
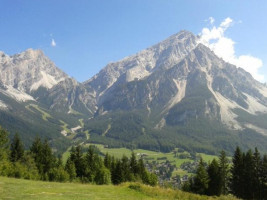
[
  {"left": 10, "top": 133, "right": 24, "bottom": 162},
  {"left": 138, "top": 158, "right": 149, "bottom": 184},
  {"left": 113, "top": 159, "right": 123, "bottom": 184},
  {"left": 138, "top": 158, "right": 146, "bottom": 176},
  {"left": 130, "top": 152, "right": 138, "bottom": 175},
  {"left": 85, "top": 145, "right": 103, "bottom": 182},
  {"left": 260, "top": 155, "right": 267, "bottom": 199},
  {"left": 65, "top": 157, "right": 76, "bottom": 181},
  {"left": 253, "top": 148, "right": 261, "bottom": 199},
  {"left": 57, "top": 156, "right": 63, "bottom": 167},
  {"left": 149, "top": 172, "right": 158, "bottom": 186},
  {"left": 110, "top": 156, "right": 117, "bottom": 184},
  {"left": 104, "top": 153, "right": 112, "bottom": 170},
  {"left": 207, "top": 159, "right": 221, "bottom": 196},
  {"left": 219, "top": 150, "right": 230, "bottom": 195},
  {"left": 121, "top": 155, "right": 131, "bottom": 182},
  {"left": 42, "top": 139, "right": 55, "bottom": 176},
  {"left": 70, "top": 145, "right": 85, "bottom": 178},
  {"left": 230, "top": 146, "right": 244, "bottom": 198},
  {"left": 30, "top": 137, "right": 43, "bottom": 175},
  {"left": 0, "top": 126, "right": 9, "bottom": 160},
  {"left": 243, "top": 149, "right": 255, "bottom": 199},
  {"left": 192, "top": 158, "right": 209, "bottom": 195},
  {"left": 86, "top": 146, "right": 103, "bottom": 171}
]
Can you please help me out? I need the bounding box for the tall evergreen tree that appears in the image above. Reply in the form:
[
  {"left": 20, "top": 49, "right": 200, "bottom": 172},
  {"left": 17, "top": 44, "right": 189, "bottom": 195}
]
[
  {"left": 30, "top": 137, "right": 43, "bottom": 175},
  {"left": 104, "top": 153, "right": 112, "bottom": 170},
  {"left": 70, "top": 145, "right": 85, "bottom": 178},
  {"left": 10, "top": 133, "right": 24, "bottom": 162},
  {"left": 130, "top": 152, "right": 138, "bottom": 175},
  {"left": 230, "top": 146, "right": 244, "bottom": 198},
  {"left": 113, "top": 159, "right": 123, "bottom": 184},
  {"left": 85, "top": 145, "right": 103, "bottom": 182},
  {"left": 192, "top": 158, "right": 209, "bottom": 195},
  {"left": 207, "top": 159, "right": 221, "bottom": 196},
  {"left": 65, "top": 157, "right": 76, "bottom": 181},
  {"left": 110, "top": 156, "right": 117, "bottom": 184},
  {"left": 261, "top": 155, "right": 267, "bottom": 199},
  {"left": 121, "top": 155, "right": 131, "bottom": 182},
  {"left": 253, "top": 148, "right": 262, "bottom": 199},
  {"left": 42, "top": 139, "right": 55, "bottom": 176},
  {"left": 0, "top": 126, "right": 9, "bottom": 160},
  {"left": 219, "top": 150, "right": 230, "bottom": 195},
  {"left": 243, "top": 149, "right": 255, "bottom": 199}
]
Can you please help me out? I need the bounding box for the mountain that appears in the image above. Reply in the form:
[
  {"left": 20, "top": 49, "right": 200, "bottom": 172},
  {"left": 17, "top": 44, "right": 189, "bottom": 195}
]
[
  {"left": 0, "top": 49, "right": 67, "bottom": 92},
  {"left": 84, "top": 31, "right": 267, "bottom": 153},
  {"left": 0, "top": 49, "right": 94, "bottom": 152},
  {"left": 85, "top": 31, "right": 198, "bottom": 100},
  {"left": 1, "top": 30, "right": 267, "bottom": 154}
]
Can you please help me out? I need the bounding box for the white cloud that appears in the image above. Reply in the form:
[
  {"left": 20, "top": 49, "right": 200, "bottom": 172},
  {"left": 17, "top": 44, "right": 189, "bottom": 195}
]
[
  {"left": 220, "top": 17, "right": 233, "bottom": 29},
  {"left": 51, "top": 39, "right": 56, "bottom": 47},
  {"left": 199, "top": 17, "right": 264, "bottom": 82},
  {"left": 208, "top": 17, "right": 215, "bottom": 25}
]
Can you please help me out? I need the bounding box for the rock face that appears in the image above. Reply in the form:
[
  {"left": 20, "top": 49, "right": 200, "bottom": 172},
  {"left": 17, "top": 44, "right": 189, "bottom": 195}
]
[
  {"left": 0, "top": 49, "right": 68, "bottom": 93},
  {"left": 0, "top": 49, "right": 96, "bottom": 115},
  {"left": 85, "top": 31, "right": 198, "bottom": 99},
  {"left": 36, "top": 77, "right": 96, "bottom": 115}
]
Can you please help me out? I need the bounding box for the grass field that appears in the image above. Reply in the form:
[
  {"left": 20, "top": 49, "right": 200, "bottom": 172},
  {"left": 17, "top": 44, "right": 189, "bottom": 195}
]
[
  {"left": 28, "top": 104, "right": 52, "bottom": 121},
  {"left": 0, "top": 177, "right": 238, "bottom": 200},
  {"left": 60, "top": 120, "right": 71, "bottom": 135}
]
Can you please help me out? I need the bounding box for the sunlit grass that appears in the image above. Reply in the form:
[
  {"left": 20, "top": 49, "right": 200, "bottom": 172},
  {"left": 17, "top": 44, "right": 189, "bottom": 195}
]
[{"left": 0, "top": 177, "right": 239, "bottom": 200}]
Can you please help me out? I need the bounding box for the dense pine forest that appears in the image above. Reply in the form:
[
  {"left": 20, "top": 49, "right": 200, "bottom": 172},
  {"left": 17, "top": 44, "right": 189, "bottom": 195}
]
[
  {"left": 0, "top": 126, "right": 266, "bottom": 199},
  {"left": 183, "top": 148, "right": 267, "bottom": 199}
]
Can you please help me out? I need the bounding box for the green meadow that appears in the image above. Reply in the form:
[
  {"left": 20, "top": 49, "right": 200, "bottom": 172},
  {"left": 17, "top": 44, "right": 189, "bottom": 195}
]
[{"left": 0, "top": 177, "right": 238, "bottom": 200}]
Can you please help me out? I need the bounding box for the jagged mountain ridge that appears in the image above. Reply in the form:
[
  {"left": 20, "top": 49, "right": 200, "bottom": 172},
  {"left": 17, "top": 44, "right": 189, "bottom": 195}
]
[
  {"left": 86, "top": 31, "right": 267, "bottom": 132},
  {"left": 85, "top": 31, "right": 198, "bottom": 100},
  {"left": 0, "top": 49, "right": 96, "bottom": 115},
  {"left": 0, "top": 49, "right": 96, "bottom": 152},
  {"left": 1, "top": 30, "right": 267, "bottom": 154}
]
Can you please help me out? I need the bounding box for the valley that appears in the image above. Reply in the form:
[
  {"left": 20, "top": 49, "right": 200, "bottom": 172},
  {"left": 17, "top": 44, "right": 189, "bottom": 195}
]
[{"left": 62, "top": 142, "right": 219, "bottom": 187}]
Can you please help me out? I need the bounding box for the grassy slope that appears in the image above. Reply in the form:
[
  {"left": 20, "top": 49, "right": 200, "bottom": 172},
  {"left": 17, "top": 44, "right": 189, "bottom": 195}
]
[
  {"left": 84, "top": 144, "right": 217, "bottom": 163},
  {"left": 0, "top": 177, "right": 238, "bottom": 200}
]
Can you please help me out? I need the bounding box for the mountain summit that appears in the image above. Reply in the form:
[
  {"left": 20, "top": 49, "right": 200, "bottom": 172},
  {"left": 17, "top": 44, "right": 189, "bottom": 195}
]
[
  {"left": 85, "top": 31, "right": 198, "bottom": 98},
  {"left": 0, "top": 49, "right": 68, "bottom": 93}
]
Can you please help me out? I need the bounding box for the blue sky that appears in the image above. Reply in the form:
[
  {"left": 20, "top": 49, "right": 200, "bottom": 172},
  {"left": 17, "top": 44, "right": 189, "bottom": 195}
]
[{"left": 0, "top": 0, "right": 267, "bottom": 82}]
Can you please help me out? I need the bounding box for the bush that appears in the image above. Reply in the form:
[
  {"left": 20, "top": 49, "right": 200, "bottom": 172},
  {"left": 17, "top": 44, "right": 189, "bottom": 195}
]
[
  {"left": 0, "top": 160, "right": 13, "bottom": 176},
  {"left": 95, "top": 167, "right": 111, "bottom": 185},
  {"left": 48, "top": 167, "right": 69, "bottom": 182}
]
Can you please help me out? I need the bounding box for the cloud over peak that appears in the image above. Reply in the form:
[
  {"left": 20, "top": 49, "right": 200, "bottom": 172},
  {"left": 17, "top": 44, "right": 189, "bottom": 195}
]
[{"left": 199, "top": 17, "right": 264, "bottom": 82}]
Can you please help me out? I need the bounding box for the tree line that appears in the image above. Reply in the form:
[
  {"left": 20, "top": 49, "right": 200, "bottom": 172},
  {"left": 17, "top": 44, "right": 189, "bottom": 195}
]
[
  {"left": 183, "top": 148, "right": 267, "bottom": 200},
  {"left": 0, "top": 126, "right": 157, "bottom": 186}
]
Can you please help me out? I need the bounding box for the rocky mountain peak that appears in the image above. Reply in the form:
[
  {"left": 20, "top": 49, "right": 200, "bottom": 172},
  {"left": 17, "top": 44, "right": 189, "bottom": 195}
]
[
  {"left": 0, "top": 49, "right": 68, "bottom": 93},
  {"left": 153, "top": 30, "right": 197, "bottom": 49},
  {"left": 85, "top": 30, "right": 199, "bottom": 98},
  {"left": 15, "top": 48, "right": 44, "bottom": 60}
]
